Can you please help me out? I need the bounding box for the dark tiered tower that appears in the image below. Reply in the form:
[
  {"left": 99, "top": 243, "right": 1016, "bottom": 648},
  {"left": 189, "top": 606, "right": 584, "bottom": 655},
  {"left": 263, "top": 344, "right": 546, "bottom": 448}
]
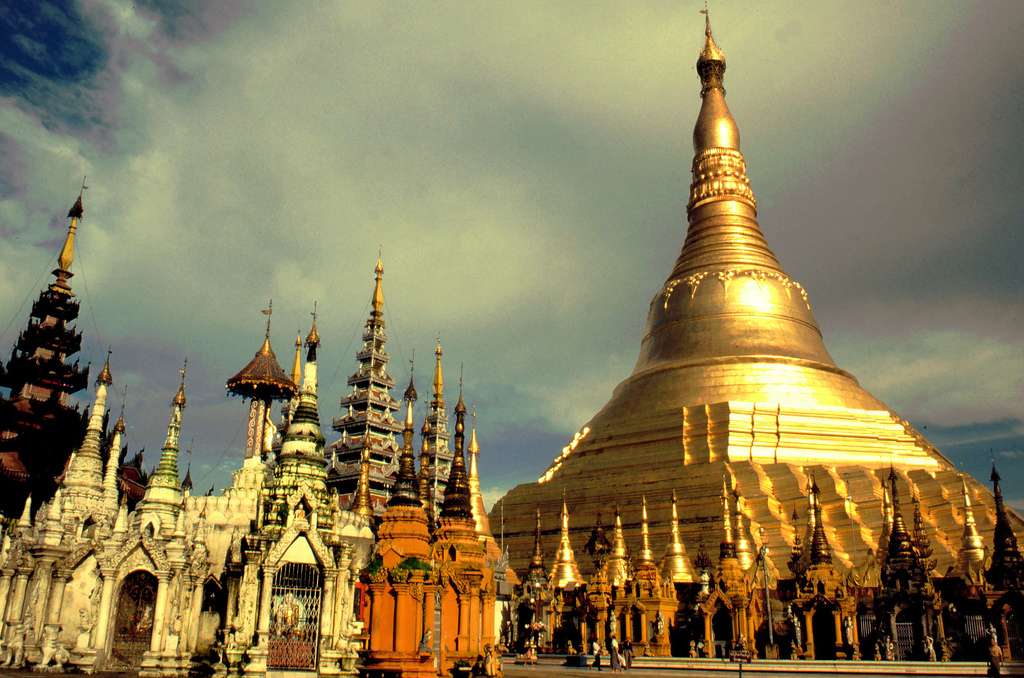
[
  {"left": 328, "top": 258, "right": 402, "bottom": 515},
  {"left": 0, "top": 194, "right": 90, "bottom": 518}
]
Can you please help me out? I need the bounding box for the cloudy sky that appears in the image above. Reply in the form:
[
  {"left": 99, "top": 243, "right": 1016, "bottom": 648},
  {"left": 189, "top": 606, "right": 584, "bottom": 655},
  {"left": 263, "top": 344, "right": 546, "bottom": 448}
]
[{"left": 1, "top": 1, "right": 1022, "bottom": 511}]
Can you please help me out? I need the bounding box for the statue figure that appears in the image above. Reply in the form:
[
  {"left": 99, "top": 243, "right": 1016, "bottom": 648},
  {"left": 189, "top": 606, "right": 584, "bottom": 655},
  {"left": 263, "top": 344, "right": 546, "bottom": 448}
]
[
  {"left": 843, "top": 616, "right": 855, "bottom": 648},
  {"left": 884, "top": 636, "right": 894, "bottom": 661},
  {"left": 924, "top": 635, "right": 936, "bottom": 661},
  {"left": 273, "top": 593, "right": 301, "bottom": 638},
  {"left": 787, "top": 605, "right": 802, "bottom": 651},
  {"left": 483, "top": 643, "right": 501, "bottom": 677},
  {"left": 689, "top": 640, "right": 697, "bottom": 658},
  {"left": 74, "top": 607, "right": 93, "bottom": 652},
  {"left": 655, "top": 611, "right": 666, "bottom": 639},
  {"left": 699, "top": 569, "right": 710, "bottom": 596},
  {"left": 2, "top": 621, "right": 26, "bottom": 668},
  {"left": 608, "top": 615, "right": 618, "bottom": 636},
  {"left": 33, "top": 625, "right": 62, "bottom": 671}
]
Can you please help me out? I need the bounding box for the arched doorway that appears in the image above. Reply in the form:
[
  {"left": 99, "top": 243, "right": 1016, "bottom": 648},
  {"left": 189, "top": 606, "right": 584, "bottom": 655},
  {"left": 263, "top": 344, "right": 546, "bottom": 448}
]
[
  {"left": 712, "top": 608, "right": 733, "bottom": 658},
  {"left": 110, "top": 570, "right": 158, "bottom": 669},
  {"left": 812, "top": 609, "right": 836, "bottom": 660},
  {"left": 268, "top": 562, "right": 322, "bottom": 670}
]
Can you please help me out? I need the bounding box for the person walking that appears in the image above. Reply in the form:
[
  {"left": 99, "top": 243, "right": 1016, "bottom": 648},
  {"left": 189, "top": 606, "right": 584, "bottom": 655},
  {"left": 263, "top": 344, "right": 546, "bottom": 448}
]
[
  {"left": 988, "top": 636, "right": 1004, "bottom": 677},
  {"left": 609, "top": 635, "right": 621, "bottom": 672},
  {"left": 591, "top": 637, "right": 602, "bottom": 671}
]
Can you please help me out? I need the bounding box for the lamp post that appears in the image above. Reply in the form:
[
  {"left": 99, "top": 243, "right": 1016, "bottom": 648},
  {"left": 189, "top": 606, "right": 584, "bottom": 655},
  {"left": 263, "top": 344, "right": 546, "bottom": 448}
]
[
  {"left": 759, "top": 527, "right": 775, "bottom": 656},
  {"left": 846, "top": 472, "right": 857, "bottom": 565}
]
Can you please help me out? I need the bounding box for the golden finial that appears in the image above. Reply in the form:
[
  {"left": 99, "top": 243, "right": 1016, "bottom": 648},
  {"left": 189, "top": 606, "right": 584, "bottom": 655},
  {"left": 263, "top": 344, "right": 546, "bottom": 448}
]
[
  {"left": 96, "top": 347, "right": 113, "bottom": 386},
  {"left": 113, "top": 385, "right": 127, "bottom": 434},
  {"left": 262, "top": 300, "right": 273, "bottom": 338},
  {"left": 290, "top": 331, "right": 302, "bottom": 386},
  {"left": 51, "top": 183, "right": 87, "bottom": 294},
  {"left": 350, "top": 448, "right": 374, "bottom": 518},
  {"left": 432, "top": 338, "right": 444, "bottom": 403},
  {"left": 306, "top": 302, "right": 321, "bottom": 348},
  {"left": 370, "top": 255, "right": 385, "bottom": 321},
  {"left": 173, "top": 357, "right": 187, "bottom": 408},
  {"left": 697, "top": 5, "right": 726, "bottom": 96}
]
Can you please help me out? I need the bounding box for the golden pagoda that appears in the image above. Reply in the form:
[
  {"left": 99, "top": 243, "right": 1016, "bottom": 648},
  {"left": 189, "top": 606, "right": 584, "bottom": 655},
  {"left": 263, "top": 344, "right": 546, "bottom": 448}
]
[{"left": 493, "top": 16, "right": 1022, "bottom": 583}]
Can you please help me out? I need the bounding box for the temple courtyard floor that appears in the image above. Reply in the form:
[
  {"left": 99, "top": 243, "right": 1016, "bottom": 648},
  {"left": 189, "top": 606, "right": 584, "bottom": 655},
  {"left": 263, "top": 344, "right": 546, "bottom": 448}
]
[{"left": 0, "top": 661, "right": 1020, "bottom": 678}]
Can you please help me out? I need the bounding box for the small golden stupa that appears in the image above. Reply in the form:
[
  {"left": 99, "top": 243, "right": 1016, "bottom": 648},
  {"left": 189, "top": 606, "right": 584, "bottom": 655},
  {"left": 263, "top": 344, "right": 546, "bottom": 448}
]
[{"left": 492, "top": 17, "right": 1021, "bottom": 580}]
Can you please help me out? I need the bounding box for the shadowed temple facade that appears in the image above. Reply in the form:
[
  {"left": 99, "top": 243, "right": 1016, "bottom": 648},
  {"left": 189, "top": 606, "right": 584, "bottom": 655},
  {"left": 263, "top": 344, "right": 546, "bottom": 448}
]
[{"left": 492, "top": 18, "right": 1024, "bottom": 664}]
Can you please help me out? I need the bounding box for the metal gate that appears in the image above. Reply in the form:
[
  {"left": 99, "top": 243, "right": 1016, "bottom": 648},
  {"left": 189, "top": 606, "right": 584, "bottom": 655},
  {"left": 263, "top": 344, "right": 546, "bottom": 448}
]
[
  {"left": 268, "top": 563, "right": 322, "bottom": 669},
  {"left": 110, "top": 570, "right": 157, "bottom": 669},
  {"left": 1007, "top": 613, "right": 1023, "bottom": 660},
  {"left": 894, "top": 622, "right": 914, "bottom": 660}
]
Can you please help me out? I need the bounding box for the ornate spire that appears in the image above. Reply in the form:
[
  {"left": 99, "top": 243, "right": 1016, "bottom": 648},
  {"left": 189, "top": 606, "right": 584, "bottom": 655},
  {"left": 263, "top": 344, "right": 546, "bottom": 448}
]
[
  {"left": 550, "top": 495, "right": 582, "bottom": 588},
  {"left": 885, "top": 467, "right": 916, "bottom": 571},
  {"left": 662, "top": 489, "right": 690, "bottom": 583},
  {"left": 986, "top": 464, "right": 1024, "bottom": 590},
  {"left": 696, "top": 9, "right": 726, "bottom": 97},
  {"left": 733, "top": 488, "right": 755, "bottom": 570},
  {"left": 809, "top": 478, "right": 832, "bottom": 565},
  {"left": 350, "top": 449, "right": 374, "bottom": 518},
  {"left": 140, "top": 361, "right": 188, "bottom": 522},
  {"left": 719, "top": 477, "right": 735, "bottom": 559},
  {"left": 877, "top": 480, "right": 894, "bottom": 565},
  {"left": 694, "top": 535, "right": 713, "bottom": 573},
  {"left": 432, "top": 339, "right": 444, "bottom": 406},
  {"left": 104, "top": 406, "right": 125, "bottom": 511},
  {"left": 388, "top": 372, "right": 421, "bottom": 508},
  {"left": 606, "top": 506, "right": 630, "bottom": 587},
  {"left": 526, "top": 508, "right": 547, "bottom": 584},
  {"left": 788, "top": 506, "right": 805, "bottom": 576},
  {"left": 585, "top": 511, "right": 612, "bottom": 572},
  {"left": 63, "top": 350, "right": 111, "bottom": 496},
  {"left": 96, "top": 350, "right": 112, "bottom": 386},
  {"left": 370, "top": 255, "right": 385, "bottom": 323},
  {"left": 911, "top": 493, "right": 933, "bottom": 567},
  {"left": 438, "top": 389, "right": 473, "bottom": 521},
  {"left": 290, "top": 332, "right": 303, "bottom": 387},
  {"left": 466, "top": 407, "right": 492, "bottom": 538},
  {"left": 50, "top": 189, "right": 84, "bottom": 294},
  {"left": 637, "top": 494, "right": 656, "bottom": 566},
  {"left": 305, "top": 303, "right": 320, "bottom": 360},
  {"left": 957, "top": 475, "right": 986, "bottom": 574}
]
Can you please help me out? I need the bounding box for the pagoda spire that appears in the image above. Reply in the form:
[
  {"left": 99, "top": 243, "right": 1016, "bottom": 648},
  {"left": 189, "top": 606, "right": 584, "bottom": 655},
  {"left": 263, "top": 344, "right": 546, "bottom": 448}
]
[
  {"left": 809, "top": 477, "right": 833, "bottom": 565},
  {"left": 719, "top": 477, "right": 735, "bottom": 560},
  {"left": 911, "top": 493, "right": 933, "bottom": 568},
  {"left": 662, "top": 489, "right": 689, "bottom": 583},
  {"left": 985, "top": 464, "right": 1024, "bottom": 590},
  {"left": 606, "top": 506, "right": 630, "bottom": 587},
  {"left": 525, "top": 508, "right": 547, "bottom": 584},
  {"left": 438, "top": 389, "right": 473, "bottom": 521},
  {"left": 370, "top": 254, "right": 385, "bottom": 323},
  {"left": 103, "top": 407, "right": 125, "bottom": 512},
  {"left": 877, "top": 480, "right": 894, "bottom": 565},
  {"left": 788, "top": 506, "right": 805, "bottom": 576},
  {"left": 956, "top": 475, "right": 986, "bottom": 575},
  {"left": 585, "top": 511, "right": 612, "bottom": 573},
  {"left": 387, "top": 371, "right": 421, "bottom": 508},
  {"left": 636, "top": 494, "right": 656, "bottom": 567},
  {"left": 432, "top": 339, "right": 444, "bottom": 406},
  {"left": 549, "top": 495, "right": 582, "bottom": 588},
  {"left": 350, "top": 452, "right": 374, "bottom": 518},
  {"left": 733, "top": 488, "right": 755, "bottom": 570},
  {"left": 329, "top": 260, "right": 402, "bottom": 514},
  {"left": 50, "top": 188, "right": 85, "bottom": 295},
  {"left": 884, "top": 467, "right": 916, "bottom": 573},
  {"left": 139, "top": 361, "right": 188, "bottom": 524},
  {"left": 63, "top": 350, "right": 112, "bottom": 498},
  {"left": 466, "top": 407, "right": 492, "bottom": 539},
  {"left": 418, "top": 403, "right": 432, "bottom": 514},
  {"left": 290, "top": 331, "right": 303, "bottom": 387}
]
